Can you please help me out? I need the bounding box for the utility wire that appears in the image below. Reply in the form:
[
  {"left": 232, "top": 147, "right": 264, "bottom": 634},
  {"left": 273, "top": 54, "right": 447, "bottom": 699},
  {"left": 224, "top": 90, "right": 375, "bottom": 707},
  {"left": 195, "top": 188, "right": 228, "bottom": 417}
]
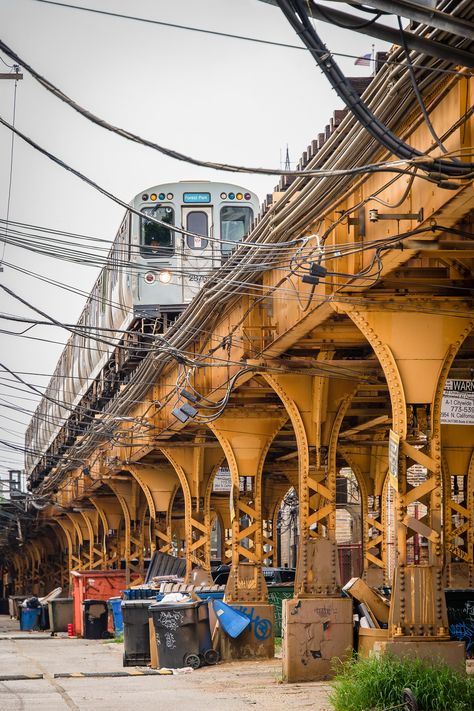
[
  {"left": 24, "top": 0, "right": 471, "bottom": 78},
  {"left": 0, "top": 38, "right": 470, "bottom": 180}
]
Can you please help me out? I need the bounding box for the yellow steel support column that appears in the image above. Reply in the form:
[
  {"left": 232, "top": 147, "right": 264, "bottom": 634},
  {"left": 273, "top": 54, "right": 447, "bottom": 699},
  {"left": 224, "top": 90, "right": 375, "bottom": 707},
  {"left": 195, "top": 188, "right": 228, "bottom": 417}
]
[
  {"left": 161, "top": 442, "right": 223, "bottom": 581},
  {"left": 210, "top": 413, "right": 286, "bottom": 602},
  {"left": 209, "top": 412, "right": 286, "bottom": 660},
  {"left": 260, "top": 372, "right": 359, "bottom": 680},
  {"left": 340, "top": 301, "right": 474, "bottom": 666},
  {"left": 128, "top": 464, "right": 190, "bottom": 570}
]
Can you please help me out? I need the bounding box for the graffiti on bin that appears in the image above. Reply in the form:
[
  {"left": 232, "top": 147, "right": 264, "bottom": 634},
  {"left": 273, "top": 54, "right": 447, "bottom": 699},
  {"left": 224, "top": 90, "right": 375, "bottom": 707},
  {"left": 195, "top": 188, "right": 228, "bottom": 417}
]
[
  {"left": 157, "top": 610, "right": 183, "bottom": 631},
  {"left": 237, "top": 606, "right": 273, "bottom": 641},
  {"left": 164, "top": 631, "right": 176, "bottom": 649},
  {"left": 447, "top": 599, "right": 474, "bottom": 657}
]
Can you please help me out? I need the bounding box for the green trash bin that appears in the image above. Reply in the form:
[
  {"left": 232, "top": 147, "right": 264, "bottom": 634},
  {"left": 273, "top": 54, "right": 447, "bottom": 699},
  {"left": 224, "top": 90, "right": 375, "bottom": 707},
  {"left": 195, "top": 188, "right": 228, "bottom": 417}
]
[
  {"left": 267, "top": 584, "right": 295, "bottom": 637},
  {"left": 48, "top": 598, "right": 73, "bottom": 633}
]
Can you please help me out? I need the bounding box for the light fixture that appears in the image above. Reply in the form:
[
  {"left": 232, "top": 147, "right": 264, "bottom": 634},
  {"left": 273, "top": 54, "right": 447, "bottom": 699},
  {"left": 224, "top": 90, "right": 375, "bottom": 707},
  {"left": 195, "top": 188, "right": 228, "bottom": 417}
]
[
  {"left": 150, "top": 193, "right": 157, "bottom": 201},
  {"left": 144, "top": 272, "right": 156, "bottom": 284},
  {"left": 220, "top": 192, "right": 227, "bottom": 199},
  {"left": 159, "top": 270, "right": 172, "bottom": 284}
]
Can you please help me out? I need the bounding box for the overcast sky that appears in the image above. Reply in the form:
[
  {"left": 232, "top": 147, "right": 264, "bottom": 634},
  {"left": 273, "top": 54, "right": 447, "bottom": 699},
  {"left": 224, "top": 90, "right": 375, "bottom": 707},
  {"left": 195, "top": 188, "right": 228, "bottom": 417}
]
[{"left": 0, "top": 0, "right": 388, "bottom": 482}]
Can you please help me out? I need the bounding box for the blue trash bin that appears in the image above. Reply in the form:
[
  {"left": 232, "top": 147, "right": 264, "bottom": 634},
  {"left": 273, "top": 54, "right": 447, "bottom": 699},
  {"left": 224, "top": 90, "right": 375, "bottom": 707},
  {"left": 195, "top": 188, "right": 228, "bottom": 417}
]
[
  {"left": 108, "top": 597, "right": 124, "bottom": 635},
  {"left": 20, "top": 607, "right": 41, "bottom": 631}
]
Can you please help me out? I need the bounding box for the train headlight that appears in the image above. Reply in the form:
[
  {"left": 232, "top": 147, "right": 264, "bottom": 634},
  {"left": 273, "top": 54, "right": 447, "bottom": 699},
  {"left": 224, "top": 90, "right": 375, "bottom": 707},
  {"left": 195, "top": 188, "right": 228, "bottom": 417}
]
[
  {"left": 158, "top": 192, "right": 166, "bottom": 200},
  {"left": 236, "top": 193, "right": 243, "bottom": 200},
  {"left": 220, "top": 192, "right": 227, "bottom": 199},
  {"left": 142, "top": 193, "right": 149, "bottom": 201},
  {"left": 244, "top": 193, "right": 251, "bottom": 200},
  {"left": 228, "top": 192, "right": 235, "bottom": 200},
  {"left": 159, "top": 270, "right": 172, "bottom": 284},
  {"left": 144, "top": 272, "right": 156, "bottom": 284},
  {"left": 150, "top": 193, "right": 157, "bottom": 201},
  {"left": 166, "top": 193, "right": 174, "bottom": 200}
]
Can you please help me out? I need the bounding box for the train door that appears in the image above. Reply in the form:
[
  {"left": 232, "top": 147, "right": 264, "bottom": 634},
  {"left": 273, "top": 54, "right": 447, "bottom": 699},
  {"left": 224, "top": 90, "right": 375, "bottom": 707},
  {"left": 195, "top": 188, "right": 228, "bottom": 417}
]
[{"left": 181, "top": 206, "right": 214, "bottom": 302}]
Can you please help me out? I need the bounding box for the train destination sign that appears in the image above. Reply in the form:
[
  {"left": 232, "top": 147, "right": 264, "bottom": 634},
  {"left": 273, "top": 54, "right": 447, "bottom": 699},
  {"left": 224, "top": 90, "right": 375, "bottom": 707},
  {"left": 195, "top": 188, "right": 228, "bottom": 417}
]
[
  {"left": 441, "top": 379, "right": 474, "bottom": 425},
  {"left": 183, "top": 192, "right": 211, "bottom": 203}
]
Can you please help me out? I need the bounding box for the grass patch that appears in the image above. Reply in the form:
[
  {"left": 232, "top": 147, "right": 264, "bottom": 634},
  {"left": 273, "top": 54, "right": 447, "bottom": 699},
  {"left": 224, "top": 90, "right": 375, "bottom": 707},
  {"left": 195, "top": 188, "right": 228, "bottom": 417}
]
[
  {"left": 103, "top": 633, "right": 123, "bottom": 644},
  {"left": 330, "top": 654, "right": 473, "bottom": 711},
  {"left": 274, "top": 636, "right": 282, "bottom": 654}
]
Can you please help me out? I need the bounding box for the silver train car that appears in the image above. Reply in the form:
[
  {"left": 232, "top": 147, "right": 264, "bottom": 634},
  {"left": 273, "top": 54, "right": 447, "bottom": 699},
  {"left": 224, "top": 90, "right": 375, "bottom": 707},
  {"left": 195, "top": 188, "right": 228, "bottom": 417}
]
[{"left": 26, "top": 181, "right": 259, "bottom": 485}]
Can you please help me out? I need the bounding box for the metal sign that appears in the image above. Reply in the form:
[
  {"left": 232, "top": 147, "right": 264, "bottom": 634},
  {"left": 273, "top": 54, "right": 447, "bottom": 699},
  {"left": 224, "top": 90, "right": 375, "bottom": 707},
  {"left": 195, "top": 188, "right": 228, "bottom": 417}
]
[
  {"left": 388, "top": 429, "right": 400, "bottom": 491},
  {"left": 441, "top": 380, "right": 474, "bottom": 425}
]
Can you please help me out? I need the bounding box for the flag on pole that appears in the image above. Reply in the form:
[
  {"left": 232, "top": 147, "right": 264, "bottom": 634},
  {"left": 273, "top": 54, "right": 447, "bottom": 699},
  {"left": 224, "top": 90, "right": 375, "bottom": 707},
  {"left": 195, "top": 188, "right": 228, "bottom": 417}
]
[{"left": 354, "top": 53, "right": 371, "bottom": 66}]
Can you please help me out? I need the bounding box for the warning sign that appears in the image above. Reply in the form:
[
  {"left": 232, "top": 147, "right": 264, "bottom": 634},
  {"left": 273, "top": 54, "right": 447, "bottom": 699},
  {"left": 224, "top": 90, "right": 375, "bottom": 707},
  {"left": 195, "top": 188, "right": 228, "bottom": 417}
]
[{"left": 441, "top": 380, "right": 474, "bottom": 425}]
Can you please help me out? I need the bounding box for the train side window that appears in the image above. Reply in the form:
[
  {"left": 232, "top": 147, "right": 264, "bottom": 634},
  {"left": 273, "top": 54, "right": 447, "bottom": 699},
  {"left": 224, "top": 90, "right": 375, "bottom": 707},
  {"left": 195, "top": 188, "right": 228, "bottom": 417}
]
[
  {"left": 141, "top": 206, "right": 174, "bottom": 257},
  {"left": 186, "top": 211, "right": 208, "bottom": 249},
  {"left": 220, "top": 206, "right": 253, "bottom": 254}
]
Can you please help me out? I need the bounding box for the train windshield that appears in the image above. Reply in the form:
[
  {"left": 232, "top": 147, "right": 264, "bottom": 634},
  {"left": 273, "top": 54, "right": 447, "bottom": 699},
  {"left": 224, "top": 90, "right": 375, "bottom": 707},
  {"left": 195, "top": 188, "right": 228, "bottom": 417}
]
[
  {"left": 141, "top": 206, "right": 174, "bottom": 257},
  {"left": 220, "top": 206, "right": 253, "bottom": 254}
]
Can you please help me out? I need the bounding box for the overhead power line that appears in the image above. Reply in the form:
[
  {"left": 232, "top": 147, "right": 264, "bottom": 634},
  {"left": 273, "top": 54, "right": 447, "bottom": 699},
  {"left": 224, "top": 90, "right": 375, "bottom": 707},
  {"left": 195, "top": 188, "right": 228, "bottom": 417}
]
[
  {"left": 0, "top": 38, "right": 471, "bottom": 181},
  {"left": 25, "top": 0, "right": 470, "bottom": 76}
]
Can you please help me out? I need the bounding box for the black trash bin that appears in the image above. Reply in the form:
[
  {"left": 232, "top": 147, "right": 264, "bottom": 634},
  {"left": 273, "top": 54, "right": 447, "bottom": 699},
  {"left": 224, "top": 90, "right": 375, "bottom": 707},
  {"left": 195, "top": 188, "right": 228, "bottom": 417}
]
[
  {"left": 122, "top": 599, "right": 152, "bottom": 667},
  {"left": 149, "top": 600, "right": 218, "bottom": 669},
  {"left": 82, "top": 599, "right": 109, "bottom": 639}
]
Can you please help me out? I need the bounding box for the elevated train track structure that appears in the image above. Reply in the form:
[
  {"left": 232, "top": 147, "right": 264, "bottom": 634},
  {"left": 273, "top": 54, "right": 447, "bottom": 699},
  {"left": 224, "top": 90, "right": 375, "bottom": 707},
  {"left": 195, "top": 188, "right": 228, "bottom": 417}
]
[{"left": 3, "top": 1, "right": 474, "bottom": 679}]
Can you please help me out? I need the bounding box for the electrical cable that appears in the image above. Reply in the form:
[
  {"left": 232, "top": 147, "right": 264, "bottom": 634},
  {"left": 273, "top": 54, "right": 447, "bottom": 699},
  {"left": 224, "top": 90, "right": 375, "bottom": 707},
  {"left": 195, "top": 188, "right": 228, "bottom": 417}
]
[
  {"left": 275, "top": 0, "right": 473, "bottom": 179},
  {"left": 1, "top": 38, "right": 471, "bottom": 181}
]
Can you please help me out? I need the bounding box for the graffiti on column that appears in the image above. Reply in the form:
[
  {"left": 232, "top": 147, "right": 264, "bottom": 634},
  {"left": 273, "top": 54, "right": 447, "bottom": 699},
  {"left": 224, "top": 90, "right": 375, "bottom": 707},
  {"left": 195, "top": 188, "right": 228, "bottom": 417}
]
[
  {"left": 447, "top": 598, "right": 474, "bottom": 657},
  {"left": 237, "top": 606, "right": 273, "bottom": 640}
]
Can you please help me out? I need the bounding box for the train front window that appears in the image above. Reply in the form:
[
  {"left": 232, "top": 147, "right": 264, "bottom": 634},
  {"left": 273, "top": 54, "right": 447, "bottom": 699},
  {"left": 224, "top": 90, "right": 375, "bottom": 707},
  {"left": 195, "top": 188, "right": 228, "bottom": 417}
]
[
  {"left": 186, "top": 211, "right": 208, "bottom": 249},
  {"left": 141, "top": 206, "right": 174, "bottom": 257},
  {"left": 220, "top": 206, "right": 253, "bottom": 254}
]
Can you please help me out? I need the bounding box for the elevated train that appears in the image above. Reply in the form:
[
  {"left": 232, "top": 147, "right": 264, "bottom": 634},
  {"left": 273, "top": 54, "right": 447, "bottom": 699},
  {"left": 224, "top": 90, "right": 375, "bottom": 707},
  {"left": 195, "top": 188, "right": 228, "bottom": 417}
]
[{"left": 26, "top": 181, "right": 259, "bottom": 485}]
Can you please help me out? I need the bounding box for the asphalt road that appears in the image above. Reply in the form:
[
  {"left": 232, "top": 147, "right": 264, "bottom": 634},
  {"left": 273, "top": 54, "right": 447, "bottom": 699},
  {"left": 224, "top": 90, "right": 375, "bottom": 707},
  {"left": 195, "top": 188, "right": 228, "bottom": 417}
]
[{"left": 0, "top": 616, "right": 332, "bottom": 711}]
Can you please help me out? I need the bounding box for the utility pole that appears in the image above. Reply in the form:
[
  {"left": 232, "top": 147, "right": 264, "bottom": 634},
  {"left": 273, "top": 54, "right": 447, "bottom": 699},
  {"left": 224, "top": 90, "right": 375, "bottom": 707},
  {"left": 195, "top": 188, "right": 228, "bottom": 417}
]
[
  {"left": 0, "top": 64, "right": 22, "bottom": 273},
  {"left": 0, "top": 65, "right": 23, "bottom": 81}
]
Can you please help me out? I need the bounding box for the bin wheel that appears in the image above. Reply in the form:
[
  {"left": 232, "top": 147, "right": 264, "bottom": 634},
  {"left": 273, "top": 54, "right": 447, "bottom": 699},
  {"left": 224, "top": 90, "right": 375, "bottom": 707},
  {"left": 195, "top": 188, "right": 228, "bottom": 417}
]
[
  {"left": 184, "top": 653, "right": 201, "bottom": 669},
  {"left": 402, "top": 688, "right": 418, "bottom": 711},
  {"left": 203, "top": 649, "right": 220, "bottom": 666}
]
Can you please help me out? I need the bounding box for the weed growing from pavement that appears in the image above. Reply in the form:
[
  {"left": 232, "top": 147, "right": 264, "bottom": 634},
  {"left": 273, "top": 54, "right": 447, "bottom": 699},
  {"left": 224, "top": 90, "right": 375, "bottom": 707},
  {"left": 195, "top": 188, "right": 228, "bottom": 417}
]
[
  {"left": 103, "top": 634, "right": 124, "bottom": 644},
  {"left": 330, "top": 654, "right": 474, "bottom": 711}
]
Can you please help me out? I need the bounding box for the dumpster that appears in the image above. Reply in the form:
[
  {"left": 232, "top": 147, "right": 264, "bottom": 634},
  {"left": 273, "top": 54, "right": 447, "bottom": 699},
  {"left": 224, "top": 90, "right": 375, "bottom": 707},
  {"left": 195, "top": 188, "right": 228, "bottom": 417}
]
[
  {"left": 445, "top": 588, "right": 474, "bottom": 657},
  {"left": 71, "top": 570, "right": 135, "bottom": 637},
  {"left": 48, "top": 598, "right": 73, "bottom": 633},
  {"left": 108, "top": 597, "right": 123, "bottom": 635},
  {"left": 20, "top": 607, "right": 41, "bottom": 631},
  {"left": 267, "top": 583, "right": 295, "bottom": 637},
  {"left": 122, "top": 599, "right": 152, "bottom": 667},
  {"left": 149, "top": 600, "right": 217, "bottom": 669},
  {"left": 82, "top": 599, "right": 109, "bottom": 639}
]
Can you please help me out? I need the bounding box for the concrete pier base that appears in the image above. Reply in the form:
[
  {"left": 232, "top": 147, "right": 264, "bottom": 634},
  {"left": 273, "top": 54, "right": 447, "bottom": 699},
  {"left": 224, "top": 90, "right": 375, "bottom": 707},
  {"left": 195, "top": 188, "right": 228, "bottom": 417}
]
[
  {"left": 217, "top": 603, "right": 274, "bottom": 661},
  {"left": 282, "top": 597, "right": 353, "bottom": 682}
]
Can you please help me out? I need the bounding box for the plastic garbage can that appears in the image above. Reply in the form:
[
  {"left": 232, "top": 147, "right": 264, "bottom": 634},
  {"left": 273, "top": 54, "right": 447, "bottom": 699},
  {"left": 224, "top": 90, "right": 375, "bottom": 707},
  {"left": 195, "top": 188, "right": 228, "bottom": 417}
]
[
  {"left": 20, "top": 607, "right": 41, "bottom": 631},
  {"left": 149, "top": 600, "right": 217, "bottom": 669},
  {"left": 82, "top": 599, "right": 109, "bottom": 639},
  {"left": 48, "top": 598, "right": 73, "bottom": 633},
  {"left": 122, "top": 600, "right": 152, "bottom": 667},
  {"left": 9, "top": 595, "right": 27, "bottom": 619},
  {"left": 108, "top": 597, "right": 123, "bottom": 635}
]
